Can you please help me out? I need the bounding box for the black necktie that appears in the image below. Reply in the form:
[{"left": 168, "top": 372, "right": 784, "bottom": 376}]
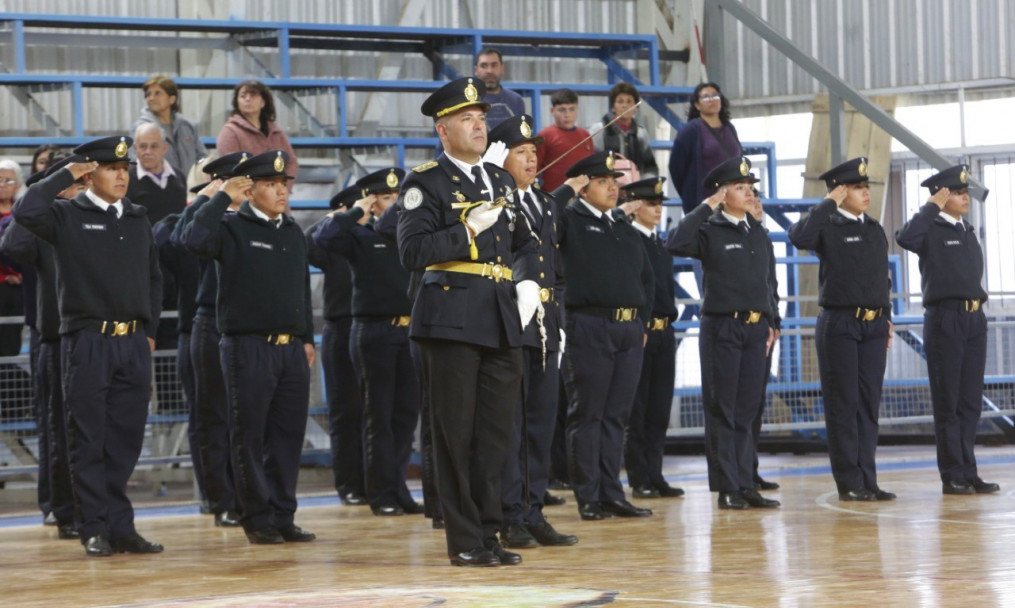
[
  {"left": 271, "top": 218, "right": 281, "bottom": 228},
  {"left": 523, "top": 192, "right": 541, "bottom": 228},
  {"left": 471, "top": 166, "right": 491, "bottom": 202},
  {"left": 738, "top": 220, "right": 749, "bottom": 236},
  {"left": 106, "top": 206, "right": 119, "bottom": 221}
]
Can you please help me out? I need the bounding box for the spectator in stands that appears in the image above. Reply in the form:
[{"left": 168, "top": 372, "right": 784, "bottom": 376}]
[
  {"left": 30, "top": 144, "right": 62, "bottom": 179},
  {"left": 0, "top": 158, "right": 25, "bottom": 356},
  {"left": 669, "top": 82, "right": 743, "bottom": 215},
  {"left": 536, "top": 88, "right": 595, "bottom": 191},
  {"left": 474, "top": 48, "right": 526, "bottom": 130},
  {"left": 590, "top": 82, "right": 658, "bottom": 177},
  {"left": 216, "top": 80, "right": 299, "bottom": 183},
  {"left": 134, "top": 75, "right": 207, "bottom": 179},
  {"left": 128, "top": 123, "right": 188, "bottom": 224}
]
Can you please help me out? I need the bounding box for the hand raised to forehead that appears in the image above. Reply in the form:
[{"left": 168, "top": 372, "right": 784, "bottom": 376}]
[
  {"left": 929, "top": 187, "right": 950, "bottom": 210},
  {"left": 828, "top": 185, "right": 848, "bottom": 207}
]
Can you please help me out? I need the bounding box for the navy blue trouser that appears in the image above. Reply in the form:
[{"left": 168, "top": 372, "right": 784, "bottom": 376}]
[
  {"left": 502, "top": 345, "right": 560, "bottom": 525},
  {"left": 418, "top": 338, "right": 521, "bottom": 556},
  {"left": 221, "top": 335, "right": 310, "bottom": 532},
  {"left": 563, "top": 313, "right": 644, "bottom": 505},
  {"left": 699, "top": 315, "right": 769, "bottom": 494},
  {"left": 322, "top": 318, "right": 365, "bottom": 498},
  {"left": 39, "top": 338, "right": 74, "bottom": 526},
  {"left": 190, "top": 314, "right": 237, "bottom": 514},
  {"left": 924, "top": 305, "right": 988, "bottom": 483},
  {"left": 625, "top": 325, "right": 676, "bottom": 490},
  {"left": 752, "top": 347, "right": 776, "bottom": 480},
  {"left": 176, "top": 331, "right": 205, "bottom": 501},
  {"left": 410, "top": 339, "right": 441, "bottom": 520},
  {"left": 62, "top": 330, "right": 151, "bottom": 541},
  {"left": 351, "top": 319, "right": 421, "bottom": 509},
  {"left": 29, "top": 328, "right": 50, "bottom": 516},
  {"left": 815, "top": 309, "right": 889, "bottom": 493}
]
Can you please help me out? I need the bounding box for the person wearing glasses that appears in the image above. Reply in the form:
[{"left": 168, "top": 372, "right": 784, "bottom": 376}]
[{"left": 668, "top": 82, "right": 743, "bottom": 215}]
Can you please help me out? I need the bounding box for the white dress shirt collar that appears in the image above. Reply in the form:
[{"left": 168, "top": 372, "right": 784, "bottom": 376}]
[
  {"left": 84, "top": 188, "right": 123, "bottom": 217},
  {"left": 136, "top": 160, "right": 176, "bottom": 190}
]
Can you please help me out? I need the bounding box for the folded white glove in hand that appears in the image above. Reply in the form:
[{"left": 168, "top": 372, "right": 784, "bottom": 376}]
[
  {"left": 516, "top": 280, "right": 542, "bottom": 328},
  {"left": 463, "top": 202, "right": 504, "bottom": 237},
  {"left": 481, "top": 140, "right": 509, "bottom": 168}
]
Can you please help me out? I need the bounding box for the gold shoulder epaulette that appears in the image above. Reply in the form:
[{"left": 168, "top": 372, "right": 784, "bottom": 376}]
[{"left": 412, "top": 161, "right": 439, "bottom": 173}]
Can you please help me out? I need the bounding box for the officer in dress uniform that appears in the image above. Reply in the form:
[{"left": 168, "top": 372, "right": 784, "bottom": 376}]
[
  {"left": 788, "top": 157, "right": 896, "bottom": 502},
  {"left": 396, "top": 77, "right": 541, "bottom": 567},
  {"left": 305, "top": 186, "right": 366, "bottom": 507},
  {"left": 184, "top": 150, "right": 317, "bottom": 544},
  {"left": 483, "top": 115, "right": 579, "bottom": 549},
  {"left": 666, "top": 157, "right": 779, "bottom": 510},
  {"left": 313, "top": 167, "right": 425, "bottom": 516},
  {"left": 558, "top": 151, "right": 655, "bottom": 521},
  {"left": 619, "top": 177, "right": 685, "bottom": 501},
  {"left": 0, "top": 155, "right": 86, "bottom": 541},
  {"left": 895, "top": 165, "right": 999, "bottom": 495},
  {"left": 171, "top": 153, "right": 247, "bottom": 526},
  {"left": 14, "top": 136, "right": 164, "bottom": 556}
]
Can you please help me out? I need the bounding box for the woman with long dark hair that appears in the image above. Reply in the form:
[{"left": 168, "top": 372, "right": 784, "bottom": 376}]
[
  {"left": 216, "top": 80, "right": 299, "bottom": 182},
  {"left": 668, "top": 82, "right": 743, "bottom": 214}
]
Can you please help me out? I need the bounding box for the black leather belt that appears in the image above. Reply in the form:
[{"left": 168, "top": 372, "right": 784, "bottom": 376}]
[
  {"left": 87, "top": 320, "right": 141, "bottom": 336},
  {"left": 931, "top": 299, "right": 983, "bottom": 312},
  {"left": 825, "top": 306, "right": 889, "bottom": 321},
  {"left": 571, "top": 307, "right": 639, "bottom": 322}
]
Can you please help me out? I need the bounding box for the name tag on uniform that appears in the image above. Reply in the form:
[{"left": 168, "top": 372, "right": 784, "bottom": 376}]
[
  {"left": 844, "top": 236, "right": 863, "bottom": 243},
  {"left": 373, "top": 243, "right": 387, "bottom": 249},
  {"left": 250, "top": 240, "right": 274, "bottom": 251},
  {"left": 82, "top": 223, "right": 106, "bottom": 231},
  {"left": 943, "top": 240, "right": 962, "bottom": 247},
  {"left": 586, "top": 225, "right": 604, "bottom": 233},
  {"left": 725, "top": 243, "right": 743, "bottom": 250}
]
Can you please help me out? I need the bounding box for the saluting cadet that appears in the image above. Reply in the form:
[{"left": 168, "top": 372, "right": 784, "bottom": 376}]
[
  {"left": 788, "top": 157, "right": 896, "bottom": 502},
  {"left": 185, "top": 150, "right": 316, "bottom": 544},
  {"left": 171, "top": 153, "right": 247, "bottom": 526},
  {"left": 0, "top": 155, "right": 86, "bottom": 541},
  {"left": 666, "top": 157, "right": 779, "bottom": 510},
  {"left": 313, "top": 167, "right": 424, "bottom": 516},
  {"left": 619, "top": 176, "right": 685, "bottom": 501},
  {"left": 397, "top": 77, "right": 540, "bottom": 567},
  {"left": 484, "top": 115, "right": 579, "bottom": 549},
  {"left": 895, "top": 165, "right": 999, "bottom": 495},
  {"left": 14, "top": 136, "right": 164, "bottom": 556},
  {"left": 559, "top": 151, "right": 654, "bottom": 521},
  {"left": 305, "top": 185, "right": 367, "bottom": 507}
]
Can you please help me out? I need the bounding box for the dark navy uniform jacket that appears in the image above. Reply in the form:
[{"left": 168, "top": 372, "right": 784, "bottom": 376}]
[
  {"left": 895, "top": 203, "right": 987, "bottom": 307},
  {"left": 171, "top": 194, "right": 222, "bottom": 318},
  {"left": 396, "top": 155, "right": 539, "bottom": 349},
  {"left": 152, "top": 213, "right": 200, "bottom": 334},
  {"left": 305, "top": 216, "right": 354, "bottom": 320},
  {"left": 0, "top": 217, "right": 60, "bottom": 341},
  {"left": 514, "top": 185, "right": 567, "bottom": 352},
  {"left": 313, "top": 207, "right": 412, "bottom": 317},
  {"left": 787, "top": 198, "right": 891, "bottom": 312},
  {"left": 14, "top": 168, "right": 163, "bottom": 337},
  {"left": 667, "top": 204, "right": 775, "bottom": 317},
  {"left": 184, "top": 192, "right": 313, "bottom": 345}
]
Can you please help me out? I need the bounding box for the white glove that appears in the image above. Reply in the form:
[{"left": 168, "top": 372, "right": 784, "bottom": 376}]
[
  {"left": 463, "top": 201, "right": 504, "bottom": 236},
  {"left": 481, "top": 140, "right": 509, "bottom": 168},
  {"left": 558, "top": 328, "right": 566, "bottom": 352},
  {"left": 516, "top": 280, "right": 541, "bottom": 328}
]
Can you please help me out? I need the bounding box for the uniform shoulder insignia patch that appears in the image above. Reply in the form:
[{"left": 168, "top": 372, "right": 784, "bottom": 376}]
[
  {"left": 412, "top": 161, "right": 439, "bottom": 173},
  {"left": 403, "top": 187, "right": 424, "bottom": 210}
]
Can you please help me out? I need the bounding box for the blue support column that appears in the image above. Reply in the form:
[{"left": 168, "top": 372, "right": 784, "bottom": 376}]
[
  {"left": 337, "top": 85, "right": 347, "bottom": 137},
  {"left": 396, "top": 144, "right": 405, "bottom": 169},
  {"left": 13, "top": 20, "right": 26, "bottom": 73},
  {"left": 278, "top": 27, "right": 291, "bottom": 79},
  {"left": 647, "top": 39, "right": 660, "bottom": 86},
  {"left": 72, "top": 81, "right": 84, "bottom": 137}
]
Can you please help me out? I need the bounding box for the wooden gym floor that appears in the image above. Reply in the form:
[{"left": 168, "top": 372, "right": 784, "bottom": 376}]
[{"left": 4, "top": 446, "right": 1015, "bottom": 607}]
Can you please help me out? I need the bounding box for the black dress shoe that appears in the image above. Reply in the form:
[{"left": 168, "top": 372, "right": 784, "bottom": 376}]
[
  {"left": 870, "top": 487, "right": 896, "bottom": 501},
  {"left": 741, "top": 489, "right": 780, "bottom": 508},
  {"left": 371, "top": 504, "right": 405, "bottom": 516},
  {"left": 432, "top": 517, "right": 445, "bottom": 530},
  {"left": 215, "top": 510, "right": 242, "bottom": 527},
  {"left": 527, "top": 521, "right": 578, "bottom": 546},
  {"left": 601, "top": 499, "right": 652, "bottom": 518},
  {"left": 58, "top": 524, "right": 80, "bottom": 540},
  {"left": 339, "top": 491, "right": 367, "bottom": 506},
  {"left": 245, "top": 527, "right": 285, "bottom": 544},
  {"left": 754, "top": 476, "right": 780, "bottom": 491},
  {"left": 450, "top": 547, "right": 499, "bottom": 567},
  {"left": 278, "top": 524, "right": 316, "bottom": 542},
  {"left": 969, "top": 477, "right": 1000, "bottom": 494},
  {"left": 485, "top": 540, "right": 522, "bottom": 565},
  {"left": 44, "top": 512, "right": 58, "bottom": 526},
  {"left": 718, "top": 492, "right": 750, "bottom": 510},
  {"left": 399, "top": 500, "right": 425, "bottom": 515},
  {"left": 502, "top": 523, "right": 539, "bottom": 549},
  {"left": 632, "top": 485, "right": 661, "bottom": 499},
  {"left": 578, "top": 502, "right": 613, "bottom": 521},
  {"left": 943, "top": 480, "right": 975, "bottom": 495},
  {"left": 113, "top": 532, "right": 164, "bottom": 554},
  {"left": 83, "top": 534, "right": 114, "bottom": 557},
  {"left": 657, "top": 484, "right": 686, "bottom": 498},
  {"left": 839, "top": 489, "right": 877, "bottom": 501},
  {"left": 548, "top": 478, "right": 572, "bottom": 491},
  {"left": 543, "top": 491, "right": 566, "bottom": 506}
]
